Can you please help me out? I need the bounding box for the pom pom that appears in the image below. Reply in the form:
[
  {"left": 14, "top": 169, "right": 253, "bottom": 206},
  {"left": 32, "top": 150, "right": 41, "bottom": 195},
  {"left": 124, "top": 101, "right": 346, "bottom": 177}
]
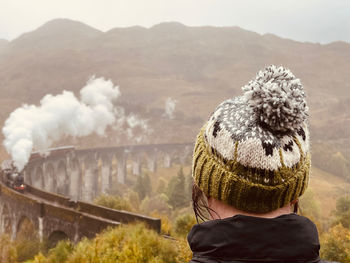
[{"left": 242, "top": 65, "right": 308, "bottom": 133}]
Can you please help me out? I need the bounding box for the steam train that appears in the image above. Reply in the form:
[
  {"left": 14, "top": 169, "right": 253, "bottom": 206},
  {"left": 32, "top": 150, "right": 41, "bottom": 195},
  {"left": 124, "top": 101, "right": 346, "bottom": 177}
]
[{"left": 1, "top": 160, "right": 26, "bottom": 193}]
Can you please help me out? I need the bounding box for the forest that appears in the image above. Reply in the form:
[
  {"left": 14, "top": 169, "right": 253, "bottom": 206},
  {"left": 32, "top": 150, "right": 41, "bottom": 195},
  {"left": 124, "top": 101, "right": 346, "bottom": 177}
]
[{"left": 1, "top": 161, "right": 350, "bottom": 263}]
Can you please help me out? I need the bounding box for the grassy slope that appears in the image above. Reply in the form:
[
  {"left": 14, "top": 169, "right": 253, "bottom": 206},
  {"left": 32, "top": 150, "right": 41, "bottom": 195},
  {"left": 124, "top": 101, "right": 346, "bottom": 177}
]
[{"left": 309, "top": 166, "right": 350, "bottom": 218}]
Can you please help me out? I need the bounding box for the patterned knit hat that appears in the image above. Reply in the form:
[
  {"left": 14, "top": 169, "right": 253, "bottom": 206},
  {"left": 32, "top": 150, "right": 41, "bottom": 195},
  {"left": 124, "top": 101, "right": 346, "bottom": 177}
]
[{"left": 192, "top": 65, "right": 310, "bottom": 213}]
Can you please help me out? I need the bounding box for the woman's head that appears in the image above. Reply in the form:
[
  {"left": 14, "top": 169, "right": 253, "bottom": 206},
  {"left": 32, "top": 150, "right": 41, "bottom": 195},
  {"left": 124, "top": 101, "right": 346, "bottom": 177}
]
[{"left": 192, "top": 65, "right": 310, "bottom": 219}]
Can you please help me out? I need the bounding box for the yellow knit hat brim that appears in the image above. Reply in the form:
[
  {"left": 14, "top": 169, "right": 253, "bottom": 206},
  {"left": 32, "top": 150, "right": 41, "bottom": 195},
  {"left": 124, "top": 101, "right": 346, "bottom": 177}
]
[{"left": 192, "top": 126, "right": 310, "bottom": 213}]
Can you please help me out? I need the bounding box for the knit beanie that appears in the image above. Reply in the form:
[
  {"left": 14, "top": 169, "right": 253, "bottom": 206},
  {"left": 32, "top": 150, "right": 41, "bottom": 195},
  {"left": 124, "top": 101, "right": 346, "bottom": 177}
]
[{"left": 192, "top": 65, "right": 310, "bottom": 213}]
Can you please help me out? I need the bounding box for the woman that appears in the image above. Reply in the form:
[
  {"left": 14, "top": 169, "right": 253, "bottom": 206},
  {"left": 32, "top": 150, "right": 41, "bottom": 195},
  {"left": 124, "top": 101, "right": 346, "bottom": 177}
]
[{"left": 187, "top": 65, "right": 333, "bottom": 263}]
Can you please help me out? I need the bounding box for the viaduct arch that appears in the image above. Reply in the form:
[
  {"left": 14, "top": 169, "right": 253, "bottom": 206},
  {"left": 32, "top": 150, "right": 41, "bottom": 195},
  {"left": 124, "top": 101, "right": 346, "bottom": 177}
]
[{"left": 0, "top": 143, "right": 193, "bottom": 243}]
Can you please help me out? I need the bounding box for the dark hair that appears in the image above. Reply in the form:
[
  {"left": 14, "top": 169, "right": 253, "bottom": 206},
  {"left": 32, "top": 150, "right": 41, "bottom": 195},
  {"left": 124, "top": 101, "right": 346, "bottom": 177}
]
[
  {"left": 192, "top": 183, "right": 220, "bottom": 223},
  {"left": 293, "top": 200, "right": 300, "bottom": 214}
]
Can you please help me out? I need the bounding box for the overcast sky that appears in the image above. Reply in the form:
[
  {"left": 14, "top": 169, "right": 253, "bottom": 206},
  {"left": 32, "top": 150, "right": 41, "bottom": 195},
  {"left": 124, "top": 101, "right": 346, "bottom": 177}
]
[{"left": 0, "top": 0, "right": 349, "bottom": 43}]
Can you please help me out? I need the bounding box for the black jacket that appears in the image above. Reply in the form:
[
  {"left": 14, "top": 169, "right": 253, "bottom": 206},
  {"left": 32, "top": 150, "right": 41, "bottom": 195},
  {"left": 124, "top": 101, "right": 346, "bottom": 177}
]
[{"left": 187, "top": 213, "right": 334, "bottom": 263}]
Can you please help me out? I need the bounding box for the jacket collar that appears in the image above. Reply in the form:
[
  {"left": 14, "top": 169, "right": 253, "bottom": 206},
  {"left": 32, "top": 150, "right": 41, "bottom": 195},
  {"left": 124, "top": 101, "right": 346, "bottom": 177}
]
[{"left": 187, "top": 213, "right": 320, "bottom": 262}]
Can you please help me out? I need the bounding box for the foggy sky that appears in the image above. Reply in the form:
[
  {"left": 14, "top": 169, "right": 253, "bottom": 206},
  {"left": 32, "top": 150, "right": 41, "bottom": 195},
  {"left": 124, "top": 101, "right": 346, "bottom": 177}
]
[{"left": 0, "top": 0, "right": 349, "bottom": 44}]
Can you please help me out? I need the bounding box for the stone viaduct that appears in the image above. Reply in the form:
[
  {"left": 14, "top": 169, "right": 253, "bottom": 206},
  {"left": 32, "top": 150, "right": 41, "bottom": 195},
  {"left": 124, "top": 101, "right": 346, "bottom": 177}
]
[{"left": 0, "top": 143, "right": 193, "bottom": 245}]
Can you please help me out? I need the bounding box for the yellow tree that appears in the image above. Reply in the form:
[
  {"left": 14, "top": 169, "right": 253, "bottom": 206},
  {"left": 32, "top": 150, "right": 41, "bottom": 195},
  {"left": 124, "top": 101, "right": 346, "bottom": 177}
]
[{"left": 320, "top": 224, "right": 350, "bottom": 262}]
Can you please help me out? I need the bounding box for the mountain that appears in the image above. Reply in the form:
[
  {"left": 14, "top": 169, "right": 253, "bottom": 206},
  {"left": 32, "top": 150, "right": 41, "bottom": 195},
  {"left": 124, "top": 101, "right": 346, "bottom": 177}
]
[
  {"left": 0, "top": 39, "right": 8, "bottom": 52},
  {"left": 0, "top": 18, "right": 350, "bottom": 162},
  {"left": 0, "top": 39, "right": 8, "bottom": 46},
  {"left": 10, "top": 18, "right": 102, "bottom": 49}
]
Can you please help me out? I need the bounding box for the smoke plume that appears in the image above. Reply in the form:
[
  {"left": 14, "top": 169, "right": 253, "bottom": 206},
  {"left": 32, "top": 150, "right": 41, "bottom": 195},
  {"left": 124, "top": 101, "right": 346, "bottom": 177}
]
[
  {"left": 2, "top": 76, "right": 148, "bottom": 171},
  {"left": 164, "top": 97, "right": 177, "bottom": 119}
]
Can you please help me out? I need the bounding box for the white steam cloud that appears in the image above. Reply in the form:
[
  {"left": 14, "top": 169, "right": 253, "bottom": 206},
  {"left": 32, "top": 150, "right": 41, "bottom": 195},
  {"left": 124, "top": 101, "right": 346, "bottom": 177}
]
[
  {"left": 112, "top": 111, "right": 152, "bottom": 144},
  {"left": 2, "top": 76, "right": 149, "bottom": 171},
  {"left": 164, "top": 97, "right": 177, "bottom": 119}
]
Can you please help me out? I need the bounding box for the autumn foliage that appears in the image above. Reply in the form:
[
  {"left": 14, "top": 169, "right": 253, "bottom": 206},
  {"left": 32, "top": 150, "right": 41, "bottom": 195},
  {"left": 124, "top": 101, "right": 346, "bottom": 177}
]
[{"left": 30, "top": 224, "right": 191, "bottom": 263}]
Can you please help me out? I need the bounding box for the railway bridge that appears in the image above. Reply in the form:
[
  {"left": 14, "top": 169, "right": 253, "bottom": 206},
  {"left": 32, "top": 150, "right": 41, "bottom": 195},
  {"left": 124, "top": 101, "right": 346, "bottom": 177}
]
[{"left": 0, "top": 143, "right": 193, "bottom": 244}]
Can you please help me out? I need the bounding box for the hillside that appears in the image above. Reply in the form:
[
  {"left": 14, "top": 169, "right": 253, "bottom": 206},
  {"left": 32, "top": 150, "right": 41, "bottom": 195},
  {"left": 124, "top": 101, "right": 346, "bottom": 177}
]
[
  {"left": 0, "top": 19, "right": 349, "bottom": 162},
  {"left": 0, "top": 39, "right": 8, "bottom": 53},
  {"left": 0, "top": 39, "right": 8, "bottom": 46},
  {"left": 309, "top": 166, "right": 350, "bottom": 218}
]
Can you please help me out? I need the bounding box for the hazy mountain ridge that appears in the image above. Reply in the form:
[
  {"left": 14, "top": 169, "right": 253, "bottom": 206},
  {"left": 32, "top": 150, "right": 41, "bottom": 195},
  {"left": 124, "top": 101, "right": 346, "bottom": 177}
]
[
  {"left": 0, "top": 39, "right": 8, "bottom": 46},
  {"left": 0, "top": 39, "right": 9, "bottom": 54},
  {"left": 0, "top": 18, "right": 349, "bottom": 160},
  {"left": 10, "top": 19, "right": 102, "bottom": 50}
]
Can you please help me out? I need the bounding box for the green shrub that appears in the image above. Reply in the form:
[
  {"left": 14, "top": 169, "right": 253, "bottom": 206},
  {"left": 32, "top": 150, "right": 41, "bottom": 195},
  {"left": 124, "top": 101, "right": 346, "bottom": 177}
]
[
  {"left": 150, "top": 212, "right": 173, "bottom": 236},
  {"left": 333, "top": 195, "right": 350, "bottom": 228},
  {"left": 175, "top": 237, "right": 192, "bottom": 262},
  {"left": 156, "top": 178, "right": 167, "bottom": 195},
  {"left": 123, "top": 189, "right": 141, "bottom": 211},
  {"left": 134, "top": 173, "right": 152, "bottom": 201},
  {"left": 69, "top": 224, "right": 177, "bottom": 263},
  {"left": 167, "top": 168, "right": 188, "bottom": 209},
  {"left": 29, "top": 224, "right": 190, "bottom": 263},
  {"left": 16, "top": 217, "right": 41, "bottom": 262},
  {"left": 0, "top": 234, "right": 17, "bottom": 263},
  {"left": 300, "top": 188, "right": 321, "bottom": 220},
  {"left": 94, "top": 194, "right": 133, "bottom": 211},
  {"left": 16, "top": 239, "right": 41, "bottom": 262},
  {"left": 174, "top": 214, "right": 196, "bottom": 237},
  {"left": 31, "top": 240, "right": 73, "bottom": 263},
  {"left": 140, "top": 194, "right": 172, "bottom": 215},
  {"left": 320, "top": 224, "right": 350, "bottom": 263}
]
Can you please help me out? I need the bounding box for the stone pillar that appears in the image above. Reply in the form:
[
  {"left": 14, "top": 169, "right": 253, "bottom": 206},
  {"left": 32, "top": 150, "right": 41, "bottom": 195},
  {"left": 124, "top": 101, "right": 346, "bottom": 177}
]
[
  {"left": 132, "top": 155, "right": 141, "bottom": 176},
  {"left": 179, "top": 153, "right": 188, "bottom": 165},
  {"left": 43, "top": 162, "right": 54, "bottom": 192},
  {"left": 38, "top": 217, "right": 44, "bottom": 243},
  {"left": 34, "top": 165, "right": 44, "bottom": 189},
  {"left": 42, "top": 163, "right": 48, "bottom": 192},
  {"left": 0, "top": 206, "right": 4, "bottom": 235},
  {"left": 23, "top": 167, "right": 33, "bottom": 185},
  {"left": 11, "top": 215, "right": 17, "bottom": 241},
  {"left": 56, "top": 160, "right": 68, "bottom": 196},
  {"left": 117, "top": 157, "right": 126, "bottom": 184},
  {"left": 1, "top": 205, "right": 12, "bottom": 238},
  {"left": 101, "top": 155, "right": 112, "bottom": 194},
  {"left": 83, "top": 155, "right": 96, "bottom": 202},
  {"left": 69, "top": 158, "right": 80, "bottom": 201},
  {"left": 74, "top": 221, "right": 79, "bottom": 243},
  {"left": 164, "top": 153, "right": 171, "bottom": 168},
  {"left": 65, "top": 157, "right": 72, "bottom": 195},
  {"left": 180, "top": 146, "right": 192, "bottom": 165},
  {"left": 147, "top": 155, "right": 157, "bottom": 173}
]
